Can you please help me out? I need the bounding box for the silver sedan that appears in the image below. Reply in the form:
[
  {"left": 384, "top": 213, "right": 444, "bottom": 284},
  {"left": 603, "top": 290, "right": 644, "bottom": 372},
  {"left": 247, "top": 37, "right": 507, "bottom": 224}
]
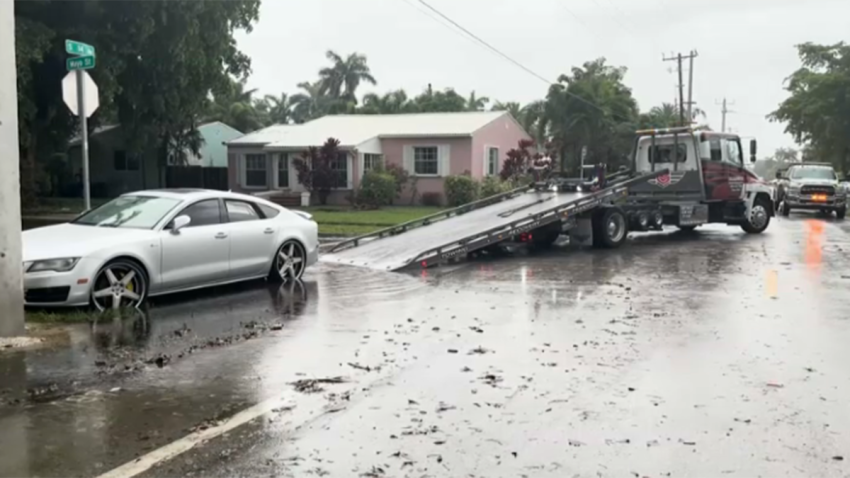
[{"left": 22, "top": 189, "right": 319, "bottom": 310}]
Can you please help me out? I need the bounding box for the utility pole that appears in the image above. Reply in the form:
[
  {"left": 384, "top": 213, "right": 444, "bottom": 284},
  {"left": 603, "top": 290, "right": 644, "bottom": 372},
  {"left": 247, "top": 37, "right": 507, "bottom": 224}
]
[
  {"left": 687, "top": 50, "right": 698, "bottom": 123},
  {"left": 717, "top": 98, "right": 735, "bottom": 133},
  {"left": 663, "top": 51, "right": 698, "bottom": 126},
  {"left": 0, "top": 0, "right": 25, "bottom": 337}
]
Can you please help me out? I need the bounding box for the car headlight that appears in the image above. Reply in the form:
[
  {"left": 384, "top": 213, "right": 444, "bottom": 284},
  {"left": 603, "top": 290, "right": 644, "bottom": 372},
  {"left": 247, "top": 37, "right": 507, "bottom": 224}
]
[{"left": 27, "top": 257, "right": 80, "bottom": 273}]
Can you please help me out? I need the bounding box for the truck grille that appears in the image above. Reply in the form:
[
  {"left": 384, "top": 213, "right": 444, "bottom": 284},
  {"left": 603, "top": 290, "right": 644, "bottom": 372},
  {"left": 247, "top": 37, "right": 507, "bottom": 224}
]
[{"left": 801, "top": 185, "right": 835, "bottom": 195}]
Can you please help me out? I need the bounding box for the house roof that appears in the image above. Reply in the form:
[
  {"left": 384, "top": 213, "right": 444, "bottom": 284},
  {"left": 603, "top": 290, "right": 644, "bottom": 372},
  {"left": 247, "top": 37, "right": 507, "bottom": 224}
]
[
  {"left": 256, "top": 111, "right": 507, "bottom": 150},
  {"left": 226, "top": 123, "right": 299, "bottom": 146},
  {"left": 68, "top": 121, "right": 243, "bottom": 147}
]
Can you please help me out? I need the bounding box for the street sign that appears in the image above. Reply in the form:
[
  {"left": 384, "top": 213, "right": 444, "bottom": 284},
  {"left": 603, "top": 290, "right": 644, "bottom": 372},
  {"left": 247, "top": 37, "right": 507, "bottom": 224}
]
[
  {"left": 66, "top": 55, "right": 95, "bottom": 71},
  {"left": 62, "top": 71, "right": 99, "bottom": 117},
  {"left": 65, "top": 39, "right": 95, "bottom": 57}
]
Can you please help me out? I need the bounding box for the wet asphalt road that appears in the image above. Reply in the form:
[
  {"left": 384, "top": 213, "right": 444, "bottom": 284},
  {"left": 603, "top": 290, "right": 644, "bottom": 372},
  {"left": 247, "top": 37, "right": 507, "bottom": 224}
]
[{"left": 2, "top": 213, "right": 850, "bottom": 478}]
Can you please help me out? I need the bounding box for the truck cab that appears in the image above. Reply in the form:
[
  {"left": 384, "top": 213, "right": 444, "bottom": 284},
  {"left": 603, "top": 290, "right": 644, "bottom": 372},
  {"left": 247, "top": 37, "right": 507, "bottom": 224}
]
[{"left": 626, "top": 126, "right": 773, "bottom": 233}]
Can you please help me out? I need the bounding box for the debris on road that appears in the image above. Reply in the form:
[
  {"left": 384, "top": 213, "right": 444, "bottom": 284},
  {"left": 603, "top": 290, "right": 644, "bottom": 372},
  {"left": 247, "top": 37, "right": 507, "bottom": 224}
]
[
  {"left": 291, "top": 377, "right": 347, "bottom": 394},
  {"left": 348, "top": 362, "right": 380, "bottom": 372},
  {"left": 766, "top": 382, "right": 785, "bottom": 389},
  {"left": 468, "top": 346, "right": 491, "bottom": 355}
]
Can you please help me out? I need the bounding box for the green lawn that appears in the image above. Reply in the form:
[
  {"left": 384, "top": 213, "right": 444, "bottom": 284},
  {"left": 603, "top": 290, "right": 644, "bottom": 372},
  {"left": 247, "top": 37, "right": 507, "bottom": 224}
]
[
  {"left": 300, "top": 206, "right": 443, "bottom": 236},
  {"left": 25, "top": 309, "right": 100, "bottom": 324}
]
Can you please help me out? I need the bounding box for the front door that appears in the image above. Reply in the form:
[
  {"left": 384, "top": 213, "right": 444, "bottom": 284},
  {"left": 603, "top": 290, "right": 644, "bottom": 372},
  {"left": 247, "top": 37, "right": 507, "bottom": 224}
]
[
  {"left": 224, "top": 199, "right": 278, "bottom": 279},
  {"left": 702, "top": 137, "right": 747, "bottom": 201},
  {"left": 159, "top": 198, "right": 230, "bottom": 291}
]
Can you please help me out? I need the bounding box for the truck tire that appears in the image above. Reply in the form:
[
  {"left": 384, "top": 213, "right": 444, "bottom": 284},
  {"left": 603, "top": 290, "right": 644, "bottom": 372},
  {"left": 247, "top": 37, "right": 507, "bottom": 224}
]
[
  {"left": 592, "top": 207, "right": 628, "bottom": 249},
  {"left": 837, "top": 207, "right": 846, "bottom": 220},
  {"left": 780, "top": 202, "right": 791, "bottom": 217},
  {"left": 677, "top": 225, "right": 698, "bottom": 232},
  {"left": 741, "top": 196, "right": 771, "bottom": 234}
]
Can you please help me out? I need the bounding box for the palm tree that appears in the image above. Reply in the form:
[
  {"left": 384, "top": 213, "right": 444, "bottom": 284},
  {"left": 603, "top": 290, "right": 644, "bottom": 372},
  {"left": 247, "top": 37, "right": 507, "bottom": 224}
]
[
  {"left": 290, "top": 81, "right": 329, "bottom": 124},
  {"left": 519, "top": 100, "right": 549, "bottom": 147},
  {"left": 318, "top": 50, "right": 377, "bottom": 102},
  {"left": 207, "top": 79, "right": 266, "bottom": 133},
  {"left": 465, "top": 91, "right": 490, "bottom": 111},
  {"left": 360, "top": 90, "right": 411, "bottom": 114},
  {"left": 492, "top": 101, "right": 522, "bottom": 119},
  {"left": 261, "top": 93, "right": 292, "bottom": 124}
]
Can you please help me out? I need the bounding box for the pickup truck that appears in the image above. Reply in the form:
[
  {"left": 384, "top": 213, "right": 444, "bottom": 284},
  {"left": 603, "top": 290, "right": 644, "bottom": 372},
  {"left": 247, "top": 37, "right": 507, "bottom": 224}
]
[{"left": 775, "top": 163, "right": 846, "bottom": 219}]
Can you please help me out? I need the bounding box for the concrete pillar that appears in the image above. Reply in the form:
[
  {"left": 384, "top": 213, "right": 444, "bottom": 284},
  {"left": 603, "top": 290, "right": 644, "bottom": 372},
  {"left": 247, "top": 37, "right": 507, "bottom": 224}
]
[{"left": 0, "top": 0, "right": 25, "bottom": 337}]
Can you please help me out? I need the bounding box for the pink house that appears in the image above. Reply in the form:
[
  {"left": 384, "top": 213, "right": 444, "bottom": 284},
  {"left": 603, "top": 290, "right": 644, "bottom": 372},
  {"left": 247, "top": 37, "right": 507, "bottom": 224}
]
[{"left": 226, "top": 111, "right": 532, "bottom": 205}]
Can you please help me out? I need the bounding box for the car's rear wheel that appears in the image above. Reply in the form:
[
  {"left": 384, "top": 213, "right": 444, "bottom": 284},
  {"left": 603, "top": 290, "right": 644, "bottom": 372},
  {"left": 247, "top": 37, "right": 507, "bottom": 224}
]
[
  {"left": 91, "top": 259, "right": 148, "bottom": 311},
  {"left": 837, "top": 207, "right": 846, "bottom": 220},
  {"left": 270, "top": 240, "right": 306, "bottom": 282}
]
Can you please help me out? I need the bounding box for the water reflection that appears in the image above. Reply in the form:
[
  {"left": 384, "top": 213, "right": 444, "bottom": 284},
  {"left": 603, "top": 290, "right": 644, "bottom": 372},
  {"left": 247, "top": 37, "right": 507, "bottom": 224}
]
[
  {"left": 269, "top": 279, "right": 312, "bottom": 317},
  {"left": 90, "top": 308, "right": 150, "bottom": 350}
]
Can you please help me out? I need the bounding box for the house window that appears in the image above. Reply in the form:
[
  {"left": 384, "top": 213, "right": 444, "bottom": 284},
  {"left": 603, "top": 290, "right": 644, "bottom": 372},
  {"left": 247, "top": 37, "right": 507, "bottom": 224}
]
[
  {"left": 244, "top": 154, "right": 267, "bottom": 188},
  {"left": 114, "top": 151, "right": 139, "bottom": 171},
  {"left": 414, "top": 146, "right": 439, "bottom": 175},
  {"left": 487, "top": 147, "right": 499, "bottom": 176},
  {"left": 330, "top": 152, "right": 348, "bottom": 188},
  {"left": 364, "top": 154, "right": 383, "bottom": 172},
  {"left": 276, "top": 153, "right": 289, "bottom": 189}
]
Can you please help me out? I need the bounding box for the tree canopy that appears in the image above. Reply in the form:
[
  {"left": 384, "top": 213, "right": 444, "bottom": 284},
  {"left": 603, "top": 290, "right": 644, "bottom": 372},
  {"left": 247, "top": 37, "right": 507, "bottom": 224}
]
[{"left": 770, "top": 42, "right": 850, "bottom": 175}]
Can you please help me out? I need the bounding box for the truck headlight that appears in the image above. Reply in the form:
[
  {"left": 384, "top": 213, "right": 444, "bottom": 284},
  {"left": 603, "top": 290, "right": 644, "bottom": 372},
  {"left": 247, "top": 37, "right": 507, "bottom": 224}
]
[{"left": 27, "top": 257, "right": 80, "bottom": 273}]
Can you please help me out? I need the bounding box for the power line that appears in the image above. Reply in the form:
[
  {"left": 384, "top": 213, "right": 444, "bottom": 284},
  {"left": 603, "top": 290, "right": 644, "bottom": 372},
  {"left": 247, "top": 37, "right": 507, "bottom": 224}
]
[
  {"left": 396, "top": 0, "right": 482, "bottom": 52},
  {"left": 415, "top": 0, "right": 609, "bottom": 114}
]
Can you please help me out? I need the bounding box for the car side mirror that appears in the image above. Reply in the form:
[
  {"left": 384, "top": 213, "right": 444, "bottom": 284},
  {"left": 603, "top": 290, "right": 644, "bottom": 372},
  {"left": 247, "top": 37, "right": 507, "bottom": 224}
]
[
  {"left": 749, "top": 139, "right": 757, "bottom": 163},
  {"left": 170, "top": 215, "right": 191, "bottom": 234}
]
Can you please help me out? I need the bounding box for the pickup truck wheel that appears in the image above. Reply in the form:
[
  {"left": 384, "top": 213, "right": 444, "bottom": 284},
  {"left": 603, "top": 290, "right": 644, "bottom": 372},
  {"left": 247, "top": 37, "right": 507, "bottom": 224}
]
[
  {"left": 837, "top": 207, "right": 846, "bottom": 220},
  {"left": 593, "top": 207, "right": 628, "bottom": 249},
  {"left": 741, "top": 197, "right": 771, "bottom": 234}
]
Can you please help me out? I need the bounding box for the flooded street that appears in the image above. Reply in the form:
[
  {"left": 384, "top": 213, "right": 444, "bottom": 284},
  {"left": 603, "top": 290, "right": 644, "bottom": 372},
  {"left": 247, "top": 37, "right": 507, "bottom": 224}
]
[{"left": 2, "top": 215, "right": 850, "bottom": 477}]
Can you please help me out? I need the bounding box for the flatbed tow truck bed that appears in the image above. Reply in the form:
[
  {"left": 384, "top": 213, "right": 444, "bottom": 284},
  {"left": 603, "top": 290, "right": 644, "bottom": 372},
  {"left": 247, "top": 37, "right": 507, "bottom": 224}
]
[{"left": 322, "top": 170, "right": 666, "bottom": 272}]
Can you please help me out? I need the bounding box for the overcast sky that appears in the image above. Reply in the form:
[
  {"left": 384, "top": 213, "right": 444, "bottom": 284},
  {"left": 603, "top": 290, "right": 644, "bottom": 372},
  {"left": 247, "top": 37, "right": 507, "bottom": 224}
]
[{"left": 236, "top": 0, "right": 849, "bottom": 157}]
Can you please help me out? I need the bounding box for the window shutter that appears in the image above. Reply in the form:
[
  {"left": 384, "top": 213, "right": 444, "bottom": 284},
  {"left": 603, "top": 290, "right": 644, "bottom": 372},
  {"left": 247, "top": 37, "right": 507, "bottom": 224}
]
[
  {"left": 439, "top": 145, "right": 451, "bottom": 177},
  {"left": 403, "top": 145, "right": 414, "bottom": 173},
  {"left": 347, "top": 153, "right": 354, "bottom": 189}
]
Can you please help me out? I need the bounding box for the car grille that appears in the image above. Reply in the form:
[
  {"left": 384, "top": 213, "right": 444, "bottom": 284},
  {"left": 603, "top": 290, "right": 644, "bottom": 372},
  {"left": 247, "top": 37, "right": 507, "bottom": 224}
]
[
  {"left": 801, "top": 185, "right": 835, "bottom": 195},
  {"left": 25, "top": 286, "right": 70, "bottom": 303}
]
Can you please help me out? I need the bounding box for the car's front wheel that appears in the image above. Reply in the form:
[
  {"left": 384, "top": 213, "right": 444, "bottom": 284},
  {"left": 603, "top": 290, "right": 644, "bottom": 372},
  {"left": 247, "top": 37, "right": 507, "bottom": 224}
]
[
  {"left": 270, "top": 240, "right": 307, "bottom": 282},
  {"left": 91, "top": 259, "right": 148, "bottom": 311}
]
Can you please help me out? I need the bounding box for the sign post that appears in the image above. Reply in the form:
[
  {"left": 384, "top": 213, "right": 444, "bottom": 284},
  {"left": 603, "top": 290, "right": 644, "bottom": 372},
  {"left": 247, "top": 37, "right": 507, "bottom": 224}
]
[{"left": 64, "top": 39, "right": 97, "bottom": 211}]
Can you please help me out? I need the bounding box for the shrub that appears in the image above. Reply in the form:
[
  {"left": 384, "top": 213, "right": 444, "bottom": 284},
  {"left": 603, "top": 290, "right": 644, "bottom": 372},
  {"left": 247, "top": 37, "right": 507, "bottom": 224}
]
[
  {"left": 480, "top": 176, "right": 513, "bottom": 198},
  {"left": 358, "top": 171, "right": 396, "bottom": 207},
  {"left": 444, "top": 175, "right": 480, "bottom": 206},
  {"left": 382, "top": 163, "right": 411, "bottom": 203},
  {"left": 421, "top": 192, "right": 442, "bottom": 207},
  {"left": 293, "top": 138, "right": 342, "bottom": 205}
]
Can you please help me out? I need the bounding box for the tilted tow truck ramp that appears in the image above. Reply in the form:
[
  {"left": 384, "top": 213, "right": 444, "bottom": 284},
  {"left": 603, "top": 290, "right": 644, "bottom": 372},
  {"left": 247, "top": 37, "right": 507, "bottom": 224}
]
[{"left": 320, "top": 170, "right": 665, "bottom": 272}]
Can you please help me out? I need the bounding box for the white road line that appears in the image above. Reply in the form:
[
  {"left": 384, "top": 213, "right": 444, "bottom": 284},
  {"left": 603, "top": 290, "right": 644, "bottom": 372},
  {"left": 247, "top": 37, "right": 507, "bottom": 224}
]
[{"left": 95, "top": 396, "right": 290, "bottom": 478}]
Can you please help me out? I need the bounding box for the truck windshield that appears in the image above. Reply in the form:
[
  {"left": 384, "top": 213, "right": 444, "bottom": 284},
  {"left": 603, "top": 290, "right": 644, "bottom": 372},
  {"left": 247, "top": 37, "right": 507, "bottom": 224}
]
[{"left": 790, "top": 167, "right": 836, "bottom": 180}]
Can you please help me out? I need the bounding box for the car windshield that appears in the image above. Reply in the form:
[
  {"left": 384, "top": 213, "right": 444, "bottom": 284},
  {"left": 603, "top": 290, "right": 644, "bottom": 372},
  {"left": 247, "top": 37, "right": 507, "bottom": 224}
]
[
  {"left": 790, "top": 167, "right": 836, "bottom": 180},
  {"left": 72, "top": 195, "right": 182, "bottom": 229}
]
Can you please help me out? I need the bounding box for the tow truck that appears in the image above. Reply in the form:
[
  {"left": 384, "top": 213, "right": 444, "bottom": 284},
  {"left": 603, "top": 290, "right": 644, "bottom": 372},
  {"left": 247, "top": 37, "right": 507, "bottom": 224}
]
[{"left": 323, "top": 126, "right": 773, "bottom": 272}]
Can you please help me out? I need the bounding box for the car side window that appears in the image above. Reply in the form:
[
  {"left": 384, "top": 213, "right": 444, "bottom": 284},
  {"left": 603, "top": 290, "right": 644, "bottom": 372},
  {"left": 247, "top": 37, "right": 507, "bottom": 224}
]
[
  {"left": 176, "top": 199, "right": 223, "bottom": 228},
  {"left": 225, "top": 200, "right": 262, "bottom": 223},
  {"left": 722, "top": 139, "right": 743, "bottom": 166},
  {"left": 258, "top": 204, "right": 280, "bottom": 219}
]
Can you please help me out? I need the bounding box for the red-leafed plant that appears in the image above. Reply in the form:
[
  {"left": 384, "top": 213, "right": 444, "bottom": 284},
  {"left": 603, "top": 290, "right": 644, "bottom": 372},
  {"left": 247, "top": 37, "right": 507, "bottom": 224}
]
[
  {"left": 293, "top": 137, "right": 342, "bottom": 205},
  {"left": 500, "top": 139, "right": 536, "bottom": 183}
]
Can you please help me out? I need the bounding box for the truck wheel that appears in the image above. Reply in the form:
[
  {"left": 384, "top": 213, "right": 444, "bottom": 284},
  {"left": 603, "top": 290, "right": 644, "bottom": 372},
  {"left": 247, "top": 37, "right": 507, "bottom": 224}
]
[
  {"left": 837, "top": 207, "right": 846, "bottom": 220},
  {"left": 781, "top": 202, "right": 791, "bottom": 217},
  {"left": 677, "top": 225, "right": 697, "bottom": 232},
  {"left": 593, "top": 207, "right": 628, "bottom": 249},
  {"left": 741, "top": 197, "right": 771, "bottom": 234}
]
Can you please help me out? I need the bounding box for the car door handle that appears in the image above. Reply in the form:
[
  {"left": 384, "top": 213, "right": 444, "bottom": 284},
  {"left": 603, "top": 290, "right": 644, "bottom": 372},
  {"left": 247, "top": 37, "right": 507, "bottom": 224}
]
[
  {"left": 215, "top": 232, "right": 228, "bottom": 239},
  {"left": 263, "top": 228, "right": 274, "bottom": 234}
]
